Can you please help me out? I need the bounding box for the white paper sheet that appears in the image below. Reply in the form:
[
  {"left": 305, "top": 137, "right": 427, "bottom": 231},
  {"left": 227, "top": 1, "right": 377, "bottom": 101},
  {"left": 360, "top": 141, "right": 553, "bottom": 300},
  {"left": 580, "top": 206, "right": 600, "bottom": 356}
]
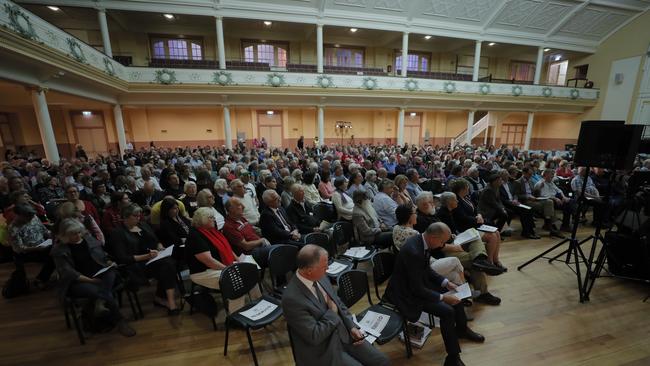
[
  {"left": 344, "top": 247, "right": 370, "bottom": 259},
  {"left": 326, "top": 261, "right": 348, "bottom": 275},
  {"left": 357, "top": 310, "right": 390, "bottom": 337},
  {"left": 36, "top": 239, "right": 52, "bottom": 249},
  {"left": 477, "top": 224, "right": 498, "bottom": 233},
  {"left": 447, "top": 283, "right": 472, "bottom": 300},
  {"left": 93, "top": 263, "right": 116, "bottom": 278},
  {"left": 453, "top": 228, "right": 480, "bottom": 246},
  {"left": 239, "top": 254, "right": 261, "bottom": 269},
  {"left": 239, "top": 299, "right": 278, "bottom": 321},
  {"left": 518, "top": 204, "right": 532, "bottom": 210},
  {"left": 146, "top": 245, "right": 174, "bottom": 265}
]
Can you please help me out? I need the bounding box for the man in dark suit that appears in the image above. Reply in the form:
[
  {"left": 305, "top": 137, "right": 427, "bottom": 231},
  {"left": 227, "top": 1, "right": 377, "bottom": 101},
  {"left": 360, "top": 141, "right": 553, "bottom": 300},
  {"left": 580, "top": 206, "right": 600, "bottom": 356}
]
[
  {"left": 498, "top": 169, "right": 539, "bottom": 239},
  {"left": 385, "top": 222, "right": 484, "bottom": 366},
  {"left": 286, "top": 185, "right": 322, "bottom": 235},
  {"left": 281, "top": 245, "right": 390, "bottom": 366},
  {"left": 259, "top": 189, "right": 303, "bottom": 246},
  {"left": 131, "top": 181, "right": 163, "bottom": 211}
]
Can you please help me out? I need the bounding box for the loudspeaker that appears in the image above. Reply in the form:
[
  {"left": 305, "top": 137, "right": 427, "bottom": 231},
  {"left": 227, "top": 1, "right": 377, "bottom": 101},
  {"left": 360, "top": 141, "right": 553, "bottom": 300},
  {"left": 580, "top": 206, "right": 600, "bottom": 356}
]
[{"left": 604, "top": 232, "right": 650, "bottom": 280}]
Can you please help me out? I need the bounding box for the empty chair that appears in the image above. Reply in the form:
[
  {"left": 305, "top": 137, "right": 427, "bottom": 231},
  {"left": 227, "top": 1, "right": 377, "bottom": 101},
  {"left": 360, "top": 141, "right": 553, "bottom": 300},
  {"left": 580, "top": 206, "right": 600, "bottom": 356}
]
[
  {"left": 304, "top": 232, "right": 353, "bottom": 280},
  {"left": 333, "top": 221, "right": 375, "bottom": 268},
  {"left": 268, "top": 244, "right": 298, "bottom": 297}
]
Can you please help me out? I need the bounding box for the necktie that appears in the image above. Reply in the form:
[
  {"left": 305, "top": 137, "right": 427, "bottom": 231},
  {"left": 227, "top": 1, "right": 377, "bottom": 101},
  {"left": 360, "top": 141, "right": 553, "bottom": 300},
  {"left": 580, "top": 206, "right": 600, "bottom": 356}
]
[
  {"left": 313, "top": 281, "right": 326, "bottom": 305},
  {"left": 276, "top": 209, "right": 290, "bottom": 230}
]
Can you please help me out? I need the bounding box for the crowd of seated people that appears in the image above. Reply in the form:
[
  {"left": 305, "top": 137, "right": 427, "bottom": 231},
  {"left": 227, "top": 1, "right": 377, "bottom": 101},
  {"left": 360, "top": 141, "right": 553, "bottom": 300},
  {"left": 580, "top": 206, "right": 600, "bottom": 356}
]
[{"left": 0, "top": 140, "right": 634, "bottom": 361}]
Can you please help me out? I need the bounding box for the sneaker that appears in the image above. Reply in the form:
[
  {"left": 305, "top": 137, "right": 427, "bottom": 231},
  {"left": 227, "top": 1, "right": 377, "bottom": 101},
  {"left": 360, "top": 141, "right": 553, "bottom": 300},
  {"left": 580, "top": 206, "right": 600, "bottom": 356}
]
[
  {"left": 117, "top": 320, "right": 136, "bottom": 337},
  {"left": 476, "top": 292, "right": 501, "bottom": 306}
]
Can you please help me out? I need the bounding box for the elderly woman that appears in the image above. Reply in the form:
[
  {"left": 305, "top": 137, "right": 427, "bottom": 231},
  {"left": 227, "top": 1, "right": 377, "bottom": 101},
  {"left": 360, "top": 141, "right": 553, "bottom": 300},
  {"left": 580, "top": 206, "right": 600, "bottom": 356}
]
[
  {"left": 51, "top": 218, "right": 135, "bottom": 337},
  {"left": 64, "top": 184, "right": 100, "bottom": 225},
  {"left": 110, "top": 204, "right": 179, "bottom": 315},
  {"left": 180, "top": 181, "right": 199, "bottom": 217},
  {"left": 212, "top": 179, "right": 229, "bottom": 215},
  {"left": 302, "top": 171, "right": 321, "bottom": 205},
  {"left": 392, "top": 204, "right": 465, "bottom": 284},
  {"left": 332, "top": 176, "right": 354, "bottom": 221},
  {"left": 196, "top": 188, "right": 225, "bottom": 229},
  {"left": 363, "top": 170, "right": 379, "bottom": 200},
  {"left": 351, "top": 190, "right": 392, "bottom": 249},
  {"left": 346, "top": 172, "right": 364, "bottom": 197},
  {"left": 449, "top": 178, "right": 503, "bottom": 269},
  {"left": 393, "top": 174, "right": 413, "bottom": 206},
  {"left": 101, "top": 191, "right": 131, "bottom": 235},
  {"left": 56, "top": 201, "right": 105, "bottom": 245},
  {"left": 157, "top": 197, "right": 191, "bottom": 259},
  {"left": 281, "top": 177, "right": 296, "bottom": 208},
  {"left": 318, "top": 171, "right": 335, "bottom": 200}
]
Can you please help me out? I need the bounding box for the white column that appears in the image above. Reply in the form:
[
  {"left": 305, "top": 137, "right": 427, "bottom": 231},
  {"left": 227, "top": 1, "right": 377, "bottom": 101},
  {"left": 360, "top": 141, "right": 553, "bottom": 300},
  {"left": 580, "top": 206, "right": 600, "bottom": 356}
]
[
  {"left": 472, "top": 41, "right": 482, "bottom": 82},
  {"left": 223, "top": 105, "right": 232, "bottom": 149},
  {"left": 524, "top": 112, "right": 534, "bottom": 150},
  {"left": 97, "top": 9, "right": 112, "bottom": 57},
  {"left": 397, "top": 108, "right": 405, "bottom": 145},
  {"left": 317, "top": 24, "right": 324, "bottom": 74},
  {"left": 113, "top": 104, "right": 127, "bottom": 157},
  {"left": 533, "top": 46, "right": 544, "bottom": 85},
  {"left": 216, "top": 17, "right": 226, "bottom": 70},
  {"left": 401, "top": 32, "right": 409, "bottom": 77},
  {"left": 466, "top": 110, "right": 475, "bottom": 145},
  {"left": 317, "top": 106, "right": 325, "bottom": 146},
  {"left": 30, "top": 89, "right": 60, "bottom": 163}
]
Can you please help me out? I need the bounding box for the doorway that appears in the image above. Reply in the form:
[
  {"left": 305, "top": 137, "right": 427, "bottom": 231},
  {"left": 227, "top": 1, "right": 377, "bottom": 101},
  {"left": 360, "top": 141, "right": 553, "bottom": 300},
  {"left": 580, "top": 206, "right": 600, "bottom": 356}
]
[
  {"left": 404, "top": 113, "right": 422, "bottom": 145},
  {"left": 547, "top": 60, "right": 568, "bottom": 85},
  {"left": 71, "top": 111, "right": 109, "bottom": 157},
  {"left": 500, "top": 124, "right": 526, "bottom": 149},
  {"left": 257, "top": 110, "right": 283, "bottom": 148}
]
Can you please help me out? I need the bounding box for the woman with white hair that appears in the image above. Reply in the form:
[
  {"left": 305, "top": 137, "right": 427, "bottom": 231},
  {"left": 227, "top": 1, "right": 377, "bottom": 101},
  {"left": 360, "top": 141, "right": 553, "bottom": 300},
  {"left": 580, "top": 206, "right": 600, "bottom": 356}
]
[
  {"left": 196, "top": 189, "right": 225, "bottom": 229},
  {"left": 180, "top": 181, "right": 199, "bottom": 217}
]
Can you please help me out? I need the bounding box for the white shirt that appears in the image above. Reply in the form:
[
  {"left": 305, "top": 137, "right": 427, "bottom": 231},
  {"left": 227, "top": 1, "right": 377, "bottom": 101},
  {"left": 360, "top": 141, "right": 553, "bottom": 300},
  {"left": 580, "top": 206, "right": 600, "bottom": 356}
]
[
  {"left": 421, "top": 234, "right": 448, "bottom": 300},
  {"left": 238, "top": 194, "right": 260, "bottom": 225},
  {"left": 271, "top": 207, "right": 291, "bottom": 231},
  {"left": 296, "top": 271, "right": 328, "bottom": 302}
]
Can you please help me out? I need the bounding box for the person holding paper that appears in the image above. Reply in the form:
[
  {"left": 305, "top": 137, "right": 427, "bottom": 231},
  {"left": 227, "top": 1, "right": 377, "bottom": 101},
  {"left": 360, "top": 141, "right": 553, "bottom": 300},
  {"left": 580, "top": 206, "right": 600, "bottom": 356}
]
[
  {"left": 110, "top": 204, "right": 180, "bottom": 316},
  {"left": 513, "top": 167, "right": 563, "bottom": 238},
  {"left": 51, "top": 218, "right": 136, "bottom": 337},
  {"left": 282, "top": 245, "right": 390, "bottom": 366},
  {"left": 534, "top": 169, "right": 576, "bottom": 232},
  {"left": 157, "top": 197, "right": 192, "bottom": 260},
  {"left": 351, "top": 190, "right": 393, "bottom": 249},
  {"left": 8, "top": 204, "right": 55, "bottom": 289},
  {"left": 497, "top": 169, "right": 539, "bottom": 239},
  {"left": 385, "top": 222, "right": 484, "bottom": 366}
]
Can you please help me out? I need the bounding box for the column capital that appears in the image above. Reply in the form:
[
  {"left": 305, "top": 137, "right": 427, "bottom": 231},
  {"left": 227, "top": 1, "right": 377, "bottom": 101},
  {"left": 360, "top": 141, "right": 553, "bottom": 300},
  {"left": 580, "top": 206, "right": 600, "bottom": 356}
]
[
  {"left": 95, "top": 7, "right": 106, "bottom": 13},
  {"left": 215, "top": 15, "right": 223, "bottom": 21},
  {"left": 316, "top": 22, "right": 324, "bottom": 28},
  {"left": 26, "top": 86, "right": 47, "bottom": 94},
  {"left": 475, "top": 40, "right": 483, "bottom": 44}
]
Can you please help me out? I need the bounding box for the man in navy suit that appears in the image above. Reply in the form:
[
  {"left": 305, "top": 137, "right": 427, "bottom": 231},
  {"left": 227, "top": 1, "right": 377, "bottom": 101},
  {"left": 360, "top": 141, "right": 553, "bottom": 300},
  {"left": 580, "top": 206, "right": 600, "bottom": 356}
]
[{"left": 385, "top": 222, "right": 484, "bottom": 366}]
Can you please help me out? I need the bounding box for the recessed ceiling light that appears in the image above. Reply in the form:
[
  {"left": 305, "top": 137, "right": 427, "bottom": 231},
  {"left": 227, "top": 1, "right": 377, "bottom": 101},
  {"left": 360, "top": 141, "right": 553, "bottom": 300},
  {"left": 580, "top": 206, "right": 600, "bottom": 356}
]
[
  {"left": 544, "top": 48, "right": 551, "bottom": 52},
  {"left": 266, "top": 110, "right": 274, "bottom": 115},
  {"left": 424, "top": 35, "right": 432, "bottom": 40},
  {"left": 350, "top": 28, "right": 358, "bottom": 33},
  {"left": 47, "top": 6, "right": 60, "bottom": 11},
  {"left": 554, "top": 55, "right": 562, "bottom": 61},
  {"left": 163, "top": 14, "right": 175, "bottom": 20},
  {"left": 82, "top": 111, "right": 92, "bottom": 117},
  {"left": 410, "top": 112, "right": 417, "bottom": 117},
  {"left": 488, "top": 42, "right": 496, "bottom": 46},
  {"left": 264, "top": 21, "right": 272, "bottom": 26},
  {"left": 334, "top": 44, "right": 340, "bottom": 48}
]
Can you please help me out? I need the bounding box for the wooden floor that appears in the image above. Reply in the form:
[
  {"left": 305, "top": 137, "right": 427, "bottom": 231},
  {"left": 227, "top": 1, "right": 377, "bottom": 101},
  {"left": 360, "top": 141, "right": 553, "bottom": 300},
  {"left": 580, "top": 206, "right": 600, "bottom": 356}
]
[{"left": 1, "top": 226, "right": 649, "bottom": 366}]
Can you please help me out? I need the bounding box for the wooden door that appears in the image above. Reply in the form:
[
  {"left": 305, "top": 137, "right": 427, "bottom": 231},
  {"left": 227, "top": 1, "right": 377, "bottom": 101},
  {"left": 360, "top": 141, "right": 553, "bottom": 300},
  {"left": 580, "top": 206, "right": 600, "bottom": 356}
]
[
  {"left": 257, "top": 111, "right": 283, "bottom": 148},
  {"left": 500, "top": 124, "right": 526, "bottom": 149},
  {"left": 404, "top": 113, "right": 422, "bottom": 145},
  {"left": 71, "top": 111, "right": 109, "bottom": 157}
]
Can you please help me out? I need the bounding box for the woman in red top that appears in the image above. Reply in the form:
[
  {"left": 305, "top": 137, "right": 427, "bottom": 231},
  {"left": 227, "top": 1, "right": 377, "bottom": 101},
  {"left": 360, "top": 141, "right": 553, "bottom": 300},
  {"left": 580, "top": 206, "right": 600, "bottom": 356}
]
[
  {"left": 556, "top": 160, "right": 574, "bottom": 179},
  {"left": 64, "top": 184, "right": 100, "bottom": 224},
  {"left": 101, "top": 191, "right": 131, "bottom": 235}
]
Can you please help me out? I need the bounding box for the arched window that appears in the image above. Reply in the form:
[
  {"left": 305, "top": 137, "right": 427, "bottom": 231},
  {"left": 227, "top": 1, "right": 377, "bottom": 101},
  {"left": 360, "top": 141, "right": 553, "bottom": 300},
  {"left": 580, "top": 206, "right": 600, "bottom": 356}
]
[{"left": 242, "top": 41, "right": 289, "bottom": 67}]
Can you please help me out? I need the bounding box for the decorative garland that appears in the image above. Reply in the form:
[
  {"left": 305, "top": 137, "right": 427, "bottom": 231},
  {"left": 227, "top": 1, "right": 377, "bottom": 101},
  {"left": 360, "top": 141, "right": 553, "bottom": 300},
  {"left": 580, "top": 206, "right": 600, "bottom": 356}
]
[
  {"left": 443, "top": 81, "right": 456, "bottom": 93},
  {"left": 213, "top": 71, "right": 233, "bottom": 86},
  {"left": 154, "top": 69, "right": 177, "bottom": 84},
  {"left": 404, "top": 79, "right": 419, "bottom": 92},
  {"left": 512, "top": 85, "right": 523, "bottom": 96},
  {"left": 316, "top": 75, "right": 334, "bottom": 88},
  {"left": 266, "top": 73, "right": 285, "bottom": 87},
  {"left": 361, "top": 77, "right": 378, "bottom": 90},
  {"left": 66, "top": 38, "right": 86, "bottom": 63},
  {"left": 4, "top": 4, "right": 38, "bottom": 40}
]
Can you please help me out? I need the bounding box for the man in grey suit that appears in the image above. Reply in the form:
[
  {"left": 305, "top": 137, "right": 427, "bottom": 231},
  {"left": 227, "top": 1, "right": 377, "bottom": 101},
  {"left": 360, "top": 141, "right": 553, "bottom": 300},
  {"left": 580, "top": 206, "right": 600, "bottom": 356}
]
[{"left": 282, "top": 245, "right": 390, "bottom": 366}]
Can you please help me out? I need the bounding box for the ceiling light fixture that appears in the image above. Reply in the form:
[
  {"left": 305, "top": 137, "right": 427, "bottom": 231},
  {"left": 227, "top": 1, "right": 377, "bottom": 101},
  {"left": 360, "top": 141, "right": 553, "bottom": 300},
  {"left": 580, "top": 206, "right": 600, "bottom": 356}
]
[
  {"left": 350, "top": 28, "right": 358, "bottom": 33},
  {"left": 264, "top": 21, "right": 272, "bottom": 26},
  {"left": 488, "top": 42, "right": 496, "bottom": 46},
  {"left": 334, "top": 44, "right": 340, "bottom": 48},
  {"left": 82, "top": 111, "right": 92, "bottom": 117},
  {"left": 410, "top": 112, "right": 417, "bottom": 117},
  {"left": 47, "top": 6, "right": 60, "bottom": 11},
  {"left": 544, "top": 48, "right": 551, "bottom": 52},
  {"left": 424, "top": 35, "right": 432, "bottom": 40},
  {"left": 554, "top": 55, "right": 562, "bottom": 61},
  {"left": 266, "top": 110, "right": 274, "bottom": 115},
  {"left": 163, "top": 14, "right": 175, "bottom": 20}
]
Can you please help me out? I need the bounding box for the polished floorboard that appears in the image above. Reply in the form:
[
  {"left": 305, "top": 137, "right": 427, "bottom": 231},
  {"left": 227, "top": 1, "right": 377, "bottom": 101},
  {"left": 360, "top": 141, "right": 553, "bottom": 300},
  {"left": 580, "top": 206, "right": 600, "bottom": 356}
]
[{"left": 1, "top": 226, "right": 649, "bottom": 366}]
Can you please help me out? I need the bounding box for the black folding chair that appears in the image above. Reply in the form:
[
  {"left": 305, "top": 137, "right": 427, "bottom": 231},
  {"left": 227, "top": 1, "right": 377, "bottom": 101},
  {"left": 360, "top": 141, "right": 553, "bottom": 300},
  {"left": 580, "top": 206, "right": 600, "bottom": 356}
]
[
  {"left": 304, "top": 232, "right": 353, "bottom": 280},
  {"left": 336, "top": 270, "right": 412, "bottom": 358},
  {"left": 220, "top": 263, "right": 283, "bottom": 366},
  {"left": 313, "top": 202, "right": 338, "bottom": 222},
  {"left": 63, "top": 295, "right": 88, "bottom": 345},
  {"left": 267, "top": 244, "right": 298, "bottom": 298},
  {"left": 333, "top": 222, "right": 375, "bottom": 268}
]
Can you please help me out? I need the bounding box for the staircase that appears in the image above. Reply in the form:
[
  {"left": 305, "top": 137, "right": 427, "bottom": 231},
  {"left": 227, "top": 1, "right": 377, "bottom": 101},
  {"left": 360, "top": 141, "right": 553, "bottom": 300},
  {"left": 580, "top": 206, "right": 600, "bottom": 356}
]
[{"left": 452, "top": 111, "right": 510, "bottom": 147}]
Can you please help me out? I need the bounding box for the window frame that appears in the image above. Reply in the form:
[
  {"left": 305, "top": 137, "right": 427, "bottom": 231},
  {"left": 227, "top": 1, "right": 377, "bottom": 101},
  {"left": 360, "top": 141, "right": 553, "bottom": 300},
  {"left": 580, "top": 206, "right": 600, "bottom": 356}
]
[
  {"left": 509, "top": 60, "right": 536, "bottom": 82},
  {"left": 240, "top": 39, "right": 290, "bottom": 67},
  {"left": 323, "top": 44, "right": 366, "bottom": 68},
  {"left": 149, "top": 34, "right": 204, "bottom": 60},
  {"left": 394, "top": 50, "right": 432, "bottom": 72}
]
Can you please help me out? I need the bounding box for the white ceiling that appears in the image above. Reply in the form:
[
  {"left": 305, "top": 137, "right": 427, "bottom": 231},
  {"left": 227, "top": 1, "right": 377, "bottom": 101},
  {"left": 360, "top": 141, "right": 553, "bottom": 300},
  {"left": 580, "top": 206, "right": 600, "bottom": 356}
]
[{"left": 15, "top": 0, "right": 650, "bottom": 53}]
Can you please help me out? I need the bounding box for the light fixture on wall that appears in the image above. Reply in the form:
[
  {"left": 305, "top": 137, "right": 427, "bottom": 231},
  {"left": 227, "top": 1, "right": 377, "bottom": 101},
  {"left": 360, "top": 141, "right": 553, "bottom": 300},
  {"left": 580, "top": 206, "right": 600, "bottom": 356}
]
[
  {"left": 554, "top": 54, "right": 562, "bottom": 61},
  {"left": 544, "top": 48, "right": 551, "bottom": 52},
  {"left": 47, "top": 6, "right": 60, "bottom": 11},
  {"left": 410, "top": 112, "right": 417, "bottom": 117},
  {"left": 81, "top": 111, "right": 92, "bottom": 117},
  {"left": 335, "top": 121, "right": 352, "bottom": 144},
  {"left": 163, "top": 14, "right": 175, "bottom": 20},
  {"left": 264, "top": 21, "right": 272, "bottom": 26},
  {"left": 334, "top": 44, "right": 340, "bottom": 48},
  {"left": 488, "top": 42, "right": 496, "bottom": 46},
  {"left": 266, "top": 110, "right": 274, "bottom": 115},
  {"left": 424, "top": 35, "right": 432, "bottom": 40},
  {"left": 350, "top": 28, "right": 358, "bottom": 33}
]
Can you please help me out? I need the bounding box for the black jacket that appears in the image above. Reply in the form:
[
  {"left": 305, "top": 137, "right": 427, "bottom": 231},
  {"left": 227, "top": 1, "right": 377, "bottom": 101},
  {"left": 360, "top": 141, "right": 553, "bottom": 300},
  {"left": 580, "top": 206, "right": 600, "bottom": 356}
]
[
  {"left": 260, "top": 206, "right": 297, "bottom": 244},
  {"left": 415, "top": 209, "right": 439, "bottom": 233},
  {"left": 132, "top": 190, "right": 163, "bottom": 208},
  {"left": 385, "top": 234, "right": 446, "bottom": 322},
  {"left": 453, "top": 195, "right": 480, "bottom": 232},
  {"left": 285, "top": 200, "right": 320, "bottom": 234}
]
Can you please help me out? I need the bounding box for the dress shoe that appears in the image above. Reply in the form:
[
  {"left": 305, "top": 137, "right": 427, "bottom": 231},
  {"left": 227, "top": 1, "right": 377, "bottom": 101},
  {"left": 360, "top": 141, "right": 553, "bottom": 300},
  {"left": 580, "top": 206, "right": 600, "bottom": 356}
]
[
  {"left": 472, "top": 258, "right": 505, "bottom": 276},
  {"left": 550, "top": 229, "right": 565, "bottom": 238},
  {"left": 500, "top": 229, "right": 512, "bottom": 237},
  {"left": 444, "top": 354, "right": 466, "bottom": 366},
  {"left": 495, "top": 262, "right": 508, "bottom": 272},
  {"left": 522, "top": 232, "right": 541, "bottom": 239},
  {"left": 459, "top": 327, "right": 485, "bottom": 343},
  {"left": 475, "top": 292, "right": 501, "bottom": 305}
]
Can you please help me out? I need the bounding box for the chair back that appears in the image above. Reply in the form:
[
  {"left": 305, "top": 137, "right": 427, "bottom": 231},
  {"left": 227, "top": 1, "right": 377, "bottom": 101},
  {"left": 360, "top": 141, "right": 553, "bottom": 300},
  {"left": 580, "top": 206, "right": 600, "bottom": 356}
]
[
  {"left": 304, "top": 232, "right": 334, "bottom": 257},
  {"left": 268, "top": 244, "right": 298, "bottom": 284},
  {"left": 313, "top": 202, "right": 337, "bottom": 222},
  {"left": 219, "top": 262, "right": 259, "bottom": 301},
  {"left": 332, "top": 221, "right": 354, "bottom": 248},
  {"left": 336, "top": 270, "right": 372, "bottom": 308},
  {"left": 372, "top": 252, "right": 396, "bottom": 300},
  {"left": 429, "top": 179, "right": 444, "bottom": 194}
]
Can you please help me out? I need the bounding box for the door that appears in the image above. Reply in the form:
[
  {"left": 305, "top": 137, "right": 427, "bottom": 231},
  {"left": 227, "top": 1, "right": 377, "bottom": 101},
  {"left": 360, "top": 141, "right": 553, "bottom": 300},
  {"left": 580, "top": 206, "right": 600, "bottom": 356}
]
[
  {"left": 404, "top": 113, "right": 422, "bottom": 145},
  {"left": 257, "top": 111, "right": 283, "bottom": 148},
  {"left": 72, "top": 111, "right": 109, "bottom": 157},
  {"left": 0, "top": 113, "right": 16, "bottom": 152},
  {"left": 500, "top": 124, "right": 526, "bottom": 149},
  {"left": 547, "top": 60, "right": 568, "bottom": 85}
]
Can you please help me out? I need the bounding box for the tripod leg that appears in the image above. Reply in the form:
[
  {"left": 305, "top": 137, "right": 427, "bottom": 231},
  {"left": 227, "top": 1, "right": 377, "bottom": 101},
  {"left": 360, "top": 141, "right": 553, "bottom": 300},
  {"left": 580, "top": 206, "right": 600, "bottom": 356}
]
[
  {"left": 548, "top": 236, "right": 593, "bottom": 263},
  {"left": 583, "top": 243, "right": 608, "bottom": 300},
  {"left": 518, "top": 240, "right": 569, "bottom": 271},
  {"left": 571, "top": 240, "right": 586, "bottom": 303}
]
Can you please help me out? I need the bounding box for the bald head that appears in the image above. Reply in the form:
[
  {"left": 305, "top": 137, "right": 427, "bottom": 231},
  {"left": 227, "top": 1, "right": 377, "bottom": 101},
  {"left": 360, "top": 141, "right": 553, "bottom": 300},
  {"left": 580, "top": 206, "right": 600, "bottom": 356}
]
[
  {"left": 297, "top": 244, "right": 328, "bottom": 270},
  {"left": 423, "top": 222, "right": 452, "bottom": 250}
]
